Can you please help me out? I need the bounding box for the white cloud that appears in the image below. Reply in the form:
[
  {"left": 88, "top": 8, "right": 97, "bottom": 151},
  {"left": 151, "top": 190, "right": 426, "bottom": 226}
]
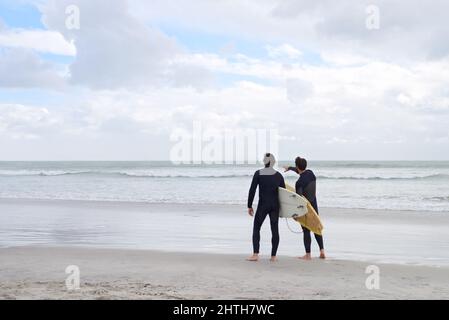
[
  {"left": 40, "top": 0, "right": 210, "bottom": 90},
  {"left": 286, "top": 78, "right": 314, "bottom": 104},
  {"left": 0, "top": 29, "right": 76, "bottom": 56},
  {"left": 42, "top": 1, "right": 165, "bottom": 88},
  {"left": 1, "top": 66, "right": 449, "bottom": 160},
  {"left": 0, "top": 48, "right": 66, "bottom": 88},
  {"left": 130, "top": 0, "right": 449, "bottom": 63},
  {"left": 0, "top": 104, "right": 61, "bottom": 139},
  {"left": 320, "top": 51, "right": 370, "bottom": 66},
  {"left": 266, "top": 44, "right": 302, "bottom": 59},
  {"left": 0, "top": 20, "right": 71, "bottom": 90}
]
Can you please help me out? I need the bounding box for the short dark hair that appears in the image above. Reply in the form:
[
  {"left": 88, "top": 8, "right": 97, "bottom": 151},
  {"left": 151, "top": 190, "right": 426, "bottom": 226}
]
[
  {"left": 264, "top": 153, "right": 271, "bottom": 168},
  {"left": 295, "top": 157, "right": 307, "bottom": 171}
]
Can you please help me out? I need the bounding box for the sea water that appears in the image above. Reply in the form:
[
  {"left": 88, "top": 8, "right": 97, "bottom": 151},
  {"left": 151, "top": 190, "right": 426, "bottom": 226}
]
[{"left": 0, "top": 161, "right": 449, "bottom": 212}]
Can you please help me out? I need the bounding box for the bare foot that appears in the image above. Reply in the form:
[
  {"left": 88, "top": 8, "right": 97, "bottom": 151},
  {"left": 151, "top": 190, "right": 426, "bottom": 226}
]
[
  {"left": 270, "top": 256, "right": 277, "bottom": 262},
  {"left": 319, "top": 250, "right": 326, "bottom": 259},
  {"left": 299, "top": 254, "right": 312, "bottom": 260},
  {"left": 246, "top": 254, "right": 259, "bottom": 262}
]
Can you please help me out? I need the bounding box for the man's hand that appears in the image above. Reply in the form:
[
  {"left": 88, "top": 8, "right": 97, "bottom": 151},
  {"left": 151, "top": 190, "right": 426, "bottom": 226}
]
[
  {"left": 248, "top": 208, "right": 254, "bottom": 217},
  {"left": 283, "top": 166, "right": 289, "bottom": 173}
]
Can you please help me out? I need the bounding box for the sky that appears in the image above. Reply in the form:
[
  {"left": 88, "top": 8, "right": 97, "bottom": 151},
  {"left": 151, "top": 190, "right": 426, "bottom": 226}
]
[{"left": 0, "top": 0, "right": 449, "bottom": 161}]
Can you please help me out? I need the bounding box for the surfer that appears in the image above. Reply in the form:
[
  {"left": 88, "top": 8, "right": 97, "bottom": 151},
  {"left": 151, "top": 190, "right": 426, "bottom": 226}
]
[
  {"left": 247, "top": 153, "right": 286, "bottom": 262},
  {"left": 284, "top": 157, "right": 326, "bottom": 260}
]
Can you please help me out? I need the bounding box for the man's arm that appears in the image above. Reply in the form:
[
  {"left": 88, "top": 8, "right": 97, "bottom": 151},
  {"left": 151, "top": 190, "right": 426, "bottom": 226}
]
[
  {"left": 247, "top": 171, "right": 259, "bottom": 209},
  {"left": 279, "top": 173, "right": 286, "bottom": 189},
  {"left": 296, "top": 175, "right": 304, "bottom": 195},
  {"left": 283, "top": 166, "right": 299, "bottom": 174}
]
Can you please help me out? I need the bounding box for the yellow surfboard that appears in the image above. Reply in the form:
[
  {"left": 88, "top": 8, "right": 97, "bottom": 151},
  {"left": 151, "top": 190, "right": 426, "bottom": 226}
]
[{"left": 285, "top": 183, "right": 324, "bottom": 236}]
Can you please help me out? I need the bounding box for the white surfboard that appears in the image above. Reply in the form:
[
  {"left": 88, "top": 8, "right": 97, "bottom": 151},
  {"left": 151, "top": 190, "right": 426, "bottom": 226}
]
[{"left": 278, "top": 187, "right": 308, "bottom": 218}]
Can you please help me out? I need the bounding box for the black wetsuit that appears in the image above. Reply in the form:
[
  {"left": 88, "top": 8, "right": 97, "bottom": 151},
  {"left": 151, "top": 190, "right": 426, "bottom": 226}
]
[
  {"left": 248, "top": 168, "right": 286, "bottom": 257},
  {"left": 287, "top": 167, "right": 324, "bottom": 253}
]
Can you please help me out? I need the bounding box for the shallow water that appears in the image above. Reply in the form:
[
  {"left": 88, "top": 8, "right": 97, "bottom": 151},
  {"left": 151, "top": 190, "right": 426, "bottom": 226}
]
[{"left": 1, "top": 200, "right": 448, "bottom": 267}]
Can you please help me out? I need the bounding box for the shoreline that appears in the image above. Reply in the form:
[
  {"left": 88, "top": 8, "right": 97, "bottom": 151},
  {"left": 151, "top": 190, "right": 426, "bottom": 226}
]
[
  {"left": 1, "top": 197, "right": 449, "bottom": 215},
  {"left": 1, "top": 198, "right": 449, "bottom": 267},
  {"left": 1, "top": 246, "right": 448, "bottom": 300}
]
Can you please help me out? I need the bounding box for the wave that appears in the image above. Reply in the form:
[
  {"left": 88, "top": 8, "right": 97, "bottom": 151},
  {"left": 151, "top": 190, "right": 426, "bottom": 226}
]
[
  {"left": 0, "top": 171, "right": 92, "bottom": 177},
  {"left": 309, "top": 161, "right": 449, "bottom": 169},
  {"left": 0, "top": 170, "right": 254, "bottom": 178},
  {"left": 317, "top": 174, "right": 449, "bottom": 181},
  {"left": 1, "top": 170, "right": 448, "bottom": 181},
  {"left": 118, "top": 172, "right": 253, "bottom": 178},
  {"left": 424, "top": 196, "right": 449, "bottom": 202}
]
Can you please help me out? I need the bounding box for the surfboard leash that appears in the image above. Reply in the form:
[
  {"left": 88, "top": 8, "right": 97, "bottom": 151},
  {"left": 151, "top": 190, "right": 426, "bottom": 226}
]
[{"left": 284, "top": 218, "right": 303, "bottom": 234}]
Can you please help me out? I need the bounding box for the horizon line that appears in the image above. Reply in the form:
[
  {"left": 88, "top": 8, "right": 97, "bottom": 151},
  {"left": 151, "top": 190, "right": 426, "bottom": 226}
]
[{"left": 0, "top": 159, "right": 448, "bottom": 162}]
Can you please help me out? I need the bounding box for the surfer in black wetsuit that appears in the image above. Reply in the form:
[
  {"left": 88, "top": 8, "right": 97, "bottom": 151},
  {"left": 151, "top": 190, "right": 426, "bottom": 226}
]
[
  {"left": 247, "top": 153, "right": 286, "bottom": 262},
  {"left": 284, "top": 157, "right": 326, "bottom": 260}
]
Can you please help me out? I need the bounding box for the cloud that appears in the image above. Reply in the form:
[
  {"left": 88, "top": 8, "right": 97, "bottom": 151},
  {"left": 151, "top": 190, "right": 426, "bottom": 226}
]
[
  {"left": 40, "top": 0, "right": 212, "bottom": 90},
  {"left": 41, "top": 0, "right": 175, "bottom": 89},
  {"left": 0, "top": 103, "right": 60, "bottom": 139},
  {"left": 272, "top": 0, "right": 449, "bottom": 62},
  {"left": 166, "top": 64, "right": 216, "bottom": 89},
  {"left": 1, "top": 0, "right": 449, "bottom": 160},
  {"left": 0, "top": 28, "right": 76, "bottom": 56},
  {"left": 0, "top": 48, "right": 66, "bottom": 88},
  {"left": 0, "top": 19, "right": 71, "bottom": 89},
  {"left": 1, "top": 67, "right": 448, "bottom": 160},
  {"left": 286, "top": 78, "right": 314, "bottom": 104},
  {"left": 131, "top": 0, "right": 449, "bottom": 63},
  {"left": 266, "top": 44, "right": 302, "bottom": 59}
]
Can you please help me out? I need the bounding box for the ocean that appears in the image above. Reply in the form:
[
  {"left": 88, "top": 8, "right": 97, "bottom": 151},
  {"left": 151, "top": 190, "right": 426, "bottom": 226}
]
[
  {"left": 1, "top": 161, "right": 448, "bottom": 212},
  {"left": 1, "top": 161, "right": 449, "bottom": 265}
]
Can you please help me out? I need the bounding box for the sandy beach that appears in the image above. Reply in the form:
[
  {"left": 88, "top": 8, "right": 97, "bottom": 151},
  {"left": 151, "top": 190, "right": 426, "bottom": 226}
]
[
  {"left": 1, "top": 199, "right": 449, "bottom": 300},
  {"left": 1, "top": 246, "right": 448, "bottom": 300}
]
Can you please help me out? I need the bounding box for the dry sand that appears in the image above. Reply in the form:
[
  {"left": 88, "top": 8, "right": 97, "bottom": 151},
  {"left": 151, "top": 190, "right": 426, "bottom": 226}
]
[{"left": 1, "top": 246, "right": 448, "bottom": 300}]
